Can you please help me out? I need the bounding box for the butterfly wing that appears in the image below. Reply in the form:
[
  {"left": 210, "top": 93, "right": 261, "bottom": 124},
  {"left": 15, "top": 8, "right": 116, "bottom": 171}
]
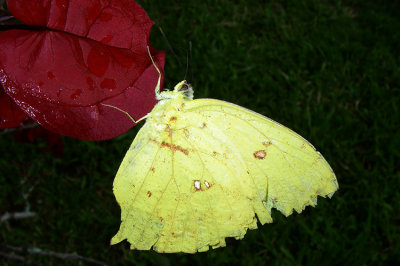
[
  {"left": 111, "top": 117, "right": 261, "bottom": 253},
  {"left": 181, "top": 99, "right": 338, "bottom": 215},
  {"left": 111, "top": 98, "right": 338, "bottom": 253}
]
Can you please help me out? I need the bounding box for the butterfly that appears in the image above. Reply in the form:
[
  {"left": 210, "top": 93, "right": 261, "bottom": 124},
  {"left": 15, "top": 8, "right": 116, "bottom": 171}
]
[{"left": 108, "top": 49, "right": 338, "bottom": 253}]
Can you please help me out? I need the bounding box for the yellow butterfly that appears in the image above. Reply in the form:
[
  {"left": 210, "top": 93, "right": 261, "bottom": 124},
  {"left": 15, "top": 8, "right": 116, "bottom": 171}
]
[{"left": 107, "top": 49, "right": 338, "bottom": 253}]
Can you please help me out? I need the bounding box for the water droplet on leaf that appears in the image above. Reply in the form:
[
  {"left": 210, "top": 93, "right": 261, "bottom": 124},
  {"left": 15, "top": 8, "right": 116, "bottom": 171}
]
[
  {"left": 87, "top": 48, "right": 109, "bottom": 77},
  {"left": 100, "top": 78, "right": 116, "bottom": 91},
  {"left": 47, "top": 71, "right": 55, "bottom": 79},
  {"left": 86, "top": 77, "right": 95, "bottom": 91},
  {"left": 99, "top": 11, "right": 112, "bottom": 22},
  {"left": 70, "top": 89, "right": 82, "bottom": 99}
]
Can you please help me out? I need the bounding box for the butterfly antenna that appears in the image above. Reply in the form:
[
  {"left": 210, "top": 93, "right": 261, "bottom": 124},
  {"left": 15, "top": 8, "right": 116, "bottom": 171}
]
[
  {"left": 183, "top": 41, "right": 193, "bottom": 82},
  {"left": 158, "top": 26, "right": 182, "bottom": 67},
  {"left": 147, "top": 46, "right": 162, "bottom": 99},
  {"left": 183, "top": 43, "right": 189, "bottom": 81},
  {"left": 100, "top": 46, "right": 158, "bottom": 124},
  {"left": 100, "top": 103, "right": 148, "bottom": 124}
]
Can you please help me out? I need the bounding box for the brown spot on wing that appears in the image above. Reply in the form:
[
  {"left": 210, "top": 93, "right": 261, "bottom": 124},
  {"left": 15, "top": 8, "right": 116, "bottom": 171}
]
[
  {"left": 183, "top": 128, "right": 190, "bottom": 137},
  {"left": 253, "top": 150, "right": 266, "bottom": 159},
  {"left": 150, "top": 167, "right": 155, "bottom": 173},
  {"left": 147, "top": 191, "right": 152, "bottom": 197},
  {"left": 149, "top": 138, "right": 158, "bottom": 144},
  {"left": 164, "top": 125, "right": 173, "bottom": 137},
  {"left": 263, "top": 140, "right": 272, "bottom": 146},
  {"left": 174, "top": 145, "right": 188, "bottom": 155},
  {"left": 161, "top": 141, "right": 189, "bottom": 155}
]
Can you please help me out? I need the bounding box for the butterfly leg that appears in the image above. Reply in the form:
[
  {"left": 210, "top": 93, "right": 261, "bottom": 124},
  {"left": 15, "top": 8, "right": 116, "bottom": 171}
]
[
  {"left": 100, "top": 47, "right": 160, "bottom": 124},
  {"left": 147, "top": 46, "right": 162, "bottom": 100},
  {"left": 100, "top": 103, "right": 148, "bottom": 124}
]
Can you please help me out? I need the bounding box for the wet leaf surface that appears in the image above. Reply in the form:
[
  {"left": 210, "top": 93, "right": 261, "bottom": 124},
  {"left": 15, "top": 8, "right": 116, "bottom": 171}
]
[{"left": 0, "top": 0, "right": 165, "bottom": 140}]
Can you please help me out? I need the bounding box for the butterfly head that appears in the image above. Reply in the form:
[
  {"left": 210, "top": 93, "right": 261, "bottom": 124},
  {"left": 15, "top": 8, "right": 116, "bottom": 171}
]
[
  {"left": 157, "top": 80, "right": 194, "bottom": 102},
  {"left": 174, "top": 80, "right": 194, "bottom": 100}
]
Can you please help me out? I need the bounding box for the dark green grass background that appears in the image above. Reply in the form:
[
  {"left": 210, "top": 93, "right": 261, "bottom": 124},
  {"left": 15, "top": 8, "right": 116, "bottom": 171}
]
[{"left": 1, "top": 0, "right": 399, "bottom": 265}]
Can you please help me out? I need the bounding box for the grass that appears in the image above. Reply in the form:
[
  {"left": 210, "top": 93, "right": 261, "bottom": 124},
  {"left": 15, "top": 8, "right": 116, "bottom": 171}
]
[{"left": 1, "top": 0, "right": 399, "bottom": 265}]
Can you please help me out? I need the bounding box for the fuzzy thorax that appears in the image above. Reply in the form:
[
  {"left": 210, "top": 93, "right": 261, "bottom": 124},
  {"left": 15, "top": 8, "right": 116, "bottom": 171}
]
[
  {"left": 156, "top": 80, "right": 194, "bottom": 102},
  {"left": 147, "top": 80, "right": 193, "bottom": 130}
]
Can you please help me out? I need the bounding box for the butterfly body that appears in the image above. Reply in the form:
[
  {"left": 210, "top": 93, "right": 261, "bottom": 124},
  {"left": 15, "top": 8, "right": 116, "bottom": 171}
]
[{"left": 111, "top": 80, "right": 338, "bottom": 253}]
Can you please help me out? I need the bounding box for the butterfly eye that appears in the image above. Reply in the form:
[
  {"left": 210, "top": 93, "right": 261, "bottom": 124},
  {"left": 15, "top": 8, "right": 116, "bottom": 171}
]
[
  {"left": 178, "top": 82, "right": 194, "bottom": 100},
  {"left": 179, "top": 83, "right": 191, "bottom": 92}
]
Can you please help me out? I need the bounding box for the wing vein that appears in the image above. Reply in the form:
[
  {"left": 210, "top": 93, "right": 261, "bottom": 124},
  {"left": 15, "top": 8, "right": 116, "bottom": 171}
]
[
  {"left": 190, "top": 108, "right": 327, "bottom": 178},
  {"left": 179, "top": 131, "right": 225, "bottom": 249},
  {"left": 183, "top": 123, "right": 269, "bottom": 217}
]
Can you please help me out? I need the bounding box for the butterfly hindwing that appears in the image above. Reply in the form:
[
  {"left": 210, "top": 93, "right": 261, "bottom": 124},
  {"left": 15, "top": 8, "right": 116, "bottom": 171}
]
[{"left": 183, "top": 99, "right": 338, "bottom": 216}]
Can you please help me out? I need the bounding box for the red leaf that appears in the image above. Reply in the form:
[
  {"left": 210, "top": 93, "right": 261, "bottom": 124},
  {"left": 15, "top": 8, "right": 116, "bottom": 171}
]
[
  {"left": 0, "top": 84, "right": 27, "bottom": 128},
  {"left": 0, "top": 0, "right": 165, "bottom": 140}
]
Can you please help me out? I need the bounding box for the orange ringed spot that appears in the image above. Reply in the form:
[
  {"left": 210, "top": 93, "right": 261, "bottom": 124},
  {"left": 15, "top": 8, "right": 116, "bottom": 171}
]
[
  {"left": 169, "top": 116, "right": 177, "bottom": 121},
  {"left": 253, "top": 150, "right": 266, "bottom": 159}
]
